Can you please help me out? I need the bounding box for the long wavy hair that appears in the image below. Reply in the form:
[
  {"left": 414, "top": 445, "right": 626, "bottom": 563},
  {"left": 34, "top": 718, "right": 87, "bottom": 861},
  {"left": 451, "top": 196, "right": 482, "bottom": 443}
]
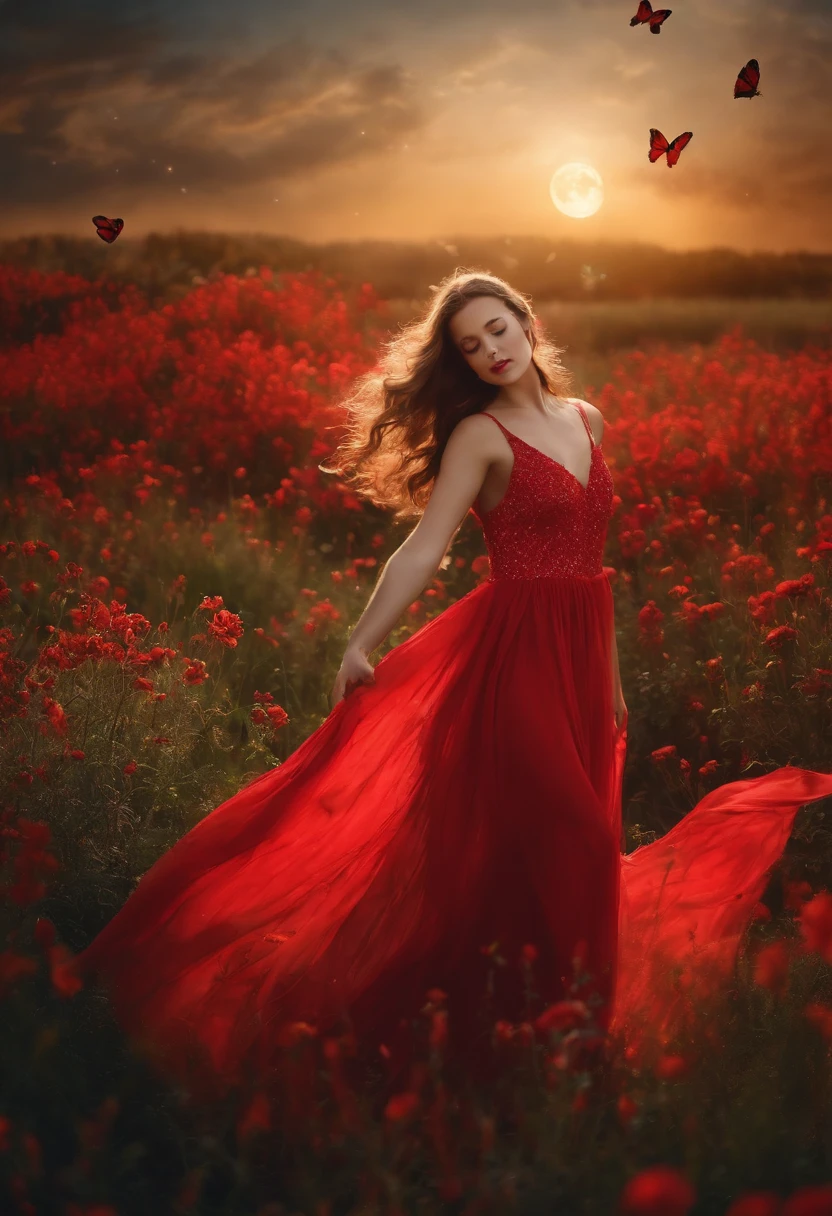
[{"left": 318, "top": 268, "right": 575, "bottom": 523}]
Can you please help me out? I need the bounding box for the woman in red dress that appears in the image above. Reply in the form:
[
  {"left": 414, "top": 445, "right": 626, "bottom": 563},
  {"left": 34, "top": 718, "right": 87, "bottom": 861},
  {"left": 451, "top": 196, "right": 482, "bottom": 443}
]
[{"left": 72, "top": 271, "right": 832, "bottom": 1100}]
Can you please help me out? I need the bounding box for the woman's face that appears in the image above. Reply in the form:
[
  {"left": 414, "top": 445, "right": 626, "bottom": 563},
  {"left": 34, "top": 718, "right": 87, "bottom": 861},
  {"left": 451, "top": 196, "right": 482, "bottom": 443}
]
[{"left": 448, "top": 294, "right": 534, "bottom": 386}]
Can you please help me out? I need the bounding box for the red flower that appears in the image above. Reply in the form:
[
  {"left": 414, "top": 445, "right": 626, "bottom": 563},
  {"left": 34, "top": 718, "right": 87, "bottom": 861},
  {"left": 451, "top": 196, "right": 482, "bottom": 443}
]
[
  {"left": 619, "top": 1165, "right": 696, "bottom": 1216},
  {"left": 782, "top": 1183, "right": 832, "bottom": 1216},
  {"left": 383, "top": 1091, "right": 419, "bottom": 1121},
  {"left": 266, "top": 704, "right": 289, "bottom": 730},
  {"left": 655, "top": 1054, "right": 689, "bottom": 1081},
  {"left": 748, "top": 590, "right": 777, "bottom": 625},
  {"left": 48, "top": 944, "right": 83, "bottom": 998},
  {"left": 181, "top": 657, "right": 208, "bottom": 685},
  {"left": 236, "top": 1091, "right": 271, "bottom": 1140},
  {"left": 41, "top": 697, "right": 68, "bottom": 735},
  {"left": 34, "top": 917, "right": 56, "bottom": 948},
  {"left": 207, "top": 609, "right": 244, "bottom": 648},
  {"left": 0, "top": 950, "right": 38, "bottom": 995},
  {"left": 723, "top": 1193, "right": 783, "bottom": 1216},
  {"left": 804, "top": 1003, "right": 832, "bottom": 1040},
  {"left": 797, "top": 891, "right": 832, "bottom": 963},
  {"left": 775, "top": 574, "right": 815, "bottom": 599},
  {"left": 704, "top": 656, "right": 724, "bottom": 682},
  {"left": 764, "top": 625, "right": 798, "bottom": 652},
  {"left": 752, "top": 940, "right": 792, "bottom": 994},
  {"left": 533, "top": 999, "right": 590, "bottom": 1036}
]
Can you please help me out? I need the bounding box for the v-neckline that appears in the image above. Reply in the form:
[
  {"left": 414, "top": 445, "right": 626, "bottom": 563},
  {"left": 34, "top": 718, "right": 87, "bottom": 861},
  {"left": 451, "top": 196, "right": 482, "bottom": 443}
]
[{"left": 481, "top": 403, "right": 598, "bottom": 494}]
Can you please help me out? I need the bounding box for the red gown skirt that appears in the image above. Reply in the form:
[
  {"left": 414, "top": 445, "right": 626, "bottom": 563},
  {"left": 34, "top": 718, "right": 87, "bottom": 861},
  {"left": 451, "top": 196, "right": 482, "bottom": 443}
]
[{"left": 72, "top": 572, "right": 832, "bottom": 1098}]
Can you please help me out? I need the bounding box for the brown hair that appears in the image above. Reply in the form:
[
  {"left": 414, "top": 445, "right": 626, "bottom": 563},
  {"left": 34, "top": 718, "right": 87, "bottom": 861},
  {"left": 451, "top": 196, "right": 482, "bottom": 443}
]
[{"left": 318, "top": 268, "right": 575, "bottom": 523}]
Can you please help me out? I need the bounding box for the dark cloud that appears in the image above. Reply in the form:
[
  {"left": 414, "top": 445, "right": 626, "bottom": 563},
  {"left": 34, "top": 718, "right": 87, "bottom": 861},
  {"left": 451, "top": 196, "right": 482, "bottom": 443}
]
[{"left": 0, "top": 0, "right": 426, "bottom": 207}]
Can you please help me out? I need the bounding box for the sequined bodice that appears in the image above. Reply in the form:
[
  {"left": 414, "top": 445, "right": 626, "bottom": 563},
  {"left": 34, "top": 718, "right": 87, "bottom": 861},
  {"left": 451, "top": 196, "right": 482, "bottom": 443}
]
[{"left": 470, "top": 402, "right": 614, "bottom": 579}]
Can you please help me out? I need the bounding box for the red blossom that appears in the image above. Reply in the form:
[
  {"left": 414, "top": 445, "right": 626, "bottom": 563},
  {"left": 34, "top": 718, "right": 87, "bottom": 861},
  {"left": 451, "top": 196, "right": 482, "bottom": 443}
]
[
  {"left": 533, "top": 999, "right": 591, "bottom": 1036},
  {"left": 637, "top": 600, "right": 664, "bottom": 647},
  {"left": 0, "top": 950, "right": 38, "bottom": 995},
  {"left": 797, "top": 891, "right": 832, "bottom": 963},
  {"left": 704, "top": 656, "right": 724, "bottom": 682},
  {"left": 207, "top": 608, "right": 244, "bottom": 648},
  {"left": 619, "top": 1165, "right": 696, "bottom": 1216},
  {"left": 383, "top": 1091, "right": 419, "bottom": 1121},
  {"left": 34, "top": 917, "right": 56, "bottom": 948},
  {"left": 266, "top": 704, "right": 289, "bottom": 729},
  {"left": 753, "top": 939, "right": 792, "bottom": 994},
  {"left": 41, "top": 696, "right": 69, "bottom": 735},
  {"left": 775, "top": 573, "right": 815, "bottom": 598},
  {"left": 723, "top": 1194, "right": 783, "bottom": 1216},
  {"left": 782, "top": 1184, "right": 832, "bottom": 1216},
  {"left": 764, "top": 624, "right": 799, "bottom": 651},
  {"left": 181, "top": 657, "right": 208, "bottom": 685},
  {"left": 48, "top": 943, "right": 83, "bottom": 998},
  {"left": 804, "top": 1003, "right": 832, "bottom": 1040},
  {"left": 198, "top": 595, "right": 224, "bottom": 612}
]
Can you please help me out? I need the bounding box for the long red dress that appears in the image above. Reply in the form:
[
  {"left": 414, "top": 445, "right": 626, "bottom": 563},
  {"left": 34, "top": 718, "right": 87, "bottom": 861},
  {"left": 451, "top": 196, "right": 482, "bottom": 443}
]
[{"left": 72, "top": 402, "right": 832, "bottom": 1098}]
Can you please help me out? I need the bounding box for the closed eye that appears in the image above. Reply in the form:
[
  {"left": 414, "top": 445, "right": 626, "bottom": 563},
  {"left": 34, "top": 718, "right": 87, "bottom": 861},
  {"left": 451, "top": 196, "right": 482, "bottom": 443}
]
[{"left": 464, "top": 326, "right": 506, "bottom": 352}]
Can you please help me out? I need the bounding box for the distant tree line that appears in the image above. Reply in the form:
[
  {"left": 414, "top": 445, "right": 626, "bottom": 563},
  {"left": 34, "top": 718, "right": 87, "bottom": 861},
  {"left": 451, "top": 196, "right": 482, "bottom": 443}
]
[{"left": 1, "top": 230, "right": 830, "bottom": 302}]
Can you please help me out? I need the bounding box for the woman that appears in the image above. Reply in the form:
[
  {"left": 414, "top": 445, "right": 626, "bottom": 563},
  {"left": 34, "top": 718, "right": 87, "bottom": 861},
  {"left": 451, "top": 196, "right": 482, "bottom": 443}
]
[{"left": 72, "top": 270, "right": 832, "bottom": 1100}]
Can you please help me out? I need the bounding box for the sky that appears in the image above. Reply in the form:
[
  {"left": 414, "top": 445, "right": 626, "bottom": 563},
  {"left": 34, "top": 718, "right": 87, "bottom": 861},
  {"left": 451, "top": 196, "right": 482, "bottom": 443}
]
[{"left": 1, "top": 0, "right": 830, "bottom": 253}]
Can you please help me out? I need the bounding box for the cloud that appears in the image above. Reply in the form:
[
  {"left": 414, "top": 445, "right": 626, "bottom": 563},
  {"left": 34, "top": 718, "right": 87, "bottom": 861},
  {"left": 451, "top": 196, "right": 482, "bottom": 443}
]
[{"left": 0, "top": 0, "right": 427, "bottom": 207}]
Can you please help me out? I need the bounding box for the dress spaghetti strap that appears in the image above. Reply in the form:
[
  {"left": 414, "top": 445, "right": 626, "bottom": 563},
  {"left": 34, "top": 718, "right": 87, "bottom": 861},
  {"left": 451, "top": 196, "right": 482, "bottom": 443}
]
[{"left": 572, "top": 400, "right": 595, "bottom": 448}]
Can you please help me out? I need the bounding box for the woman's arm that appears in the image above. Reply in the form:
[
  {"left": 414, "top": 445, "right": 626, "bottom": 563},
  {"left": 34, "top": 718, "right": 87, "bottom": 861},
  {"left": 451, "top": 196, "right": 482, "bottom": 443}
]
[
  {"left": 345, "top": 414, "right": 495, "bottom": 657},
  {"left": 346, "top": 548, "right": 440, "bottom": 656}
]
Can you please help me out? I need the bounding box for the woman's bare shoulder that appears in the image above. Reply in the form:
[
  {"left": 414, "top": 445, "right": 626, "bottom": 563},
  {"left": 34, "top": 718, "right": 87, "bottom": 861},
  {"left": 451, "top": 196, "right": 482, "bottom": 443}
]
[{"left": 449, "top": 411, "right": 503, "bottom": 456}]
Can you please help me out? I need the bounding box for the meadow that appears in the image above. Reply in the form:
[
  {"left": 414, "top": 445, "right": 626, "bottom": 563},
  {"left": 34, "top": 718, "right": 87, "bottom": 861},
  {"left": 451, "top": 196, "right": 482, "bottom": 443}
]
[{"left": 1, "top": 259, "right": 832, "bottom": 1215}]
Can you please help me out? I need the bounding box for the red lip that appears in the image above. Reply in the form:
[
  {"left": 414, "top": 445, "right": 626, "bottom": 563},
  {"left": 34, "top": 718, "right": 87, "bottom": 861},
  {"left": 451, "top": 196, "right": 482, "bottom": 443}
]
[{"left": 491, "top": 360, "right": 510, "bottom": 372}]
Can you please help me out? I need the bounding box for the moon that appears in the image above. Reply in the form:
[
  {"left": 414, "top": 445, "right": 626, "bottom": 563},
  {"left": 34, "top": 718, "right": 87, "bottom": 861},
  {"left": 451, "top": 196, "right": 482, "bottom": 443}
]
[{"left": 550, "top": 163, "right": 604, "bottom": 219}]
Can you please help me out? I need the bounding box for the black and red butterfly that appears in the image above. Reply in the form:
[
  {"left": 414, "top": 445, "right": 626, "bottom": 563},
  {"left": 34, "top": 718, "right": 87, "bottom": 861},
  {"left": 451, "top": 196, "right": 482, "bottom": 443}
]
[
  {"left": 92, "top": 216, "right": 124, "bottom": 243},
  {"left": 734, "top": 59, "right": 761, "bottom": 99},
  {"left": 648, "top": 128, "right": 693, "bottom": 167},
  {"left": 630, "top": 1, "right": 672, "bottom": 33}
]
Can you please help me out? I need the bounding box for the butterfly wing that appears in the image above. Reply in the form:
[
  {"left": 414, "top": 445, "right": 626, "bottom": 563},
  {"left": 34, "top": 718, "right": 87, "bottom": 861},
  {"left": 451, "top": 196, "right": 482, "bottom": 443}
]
[
  {"left": 665, "top": 130, "right": 693, "bottom": 167},
  {"left": 648, "top": 8, "right": 672, "bottom": 31},
  {"left": 734, "top": 58, "right": 760, "bottom": 98},
  {"left": 92, "top": 216, "right": 124, "bottom": 243},
  {"left": 648, "top": 128, "right": 669, "bottom": 163},
  {"left": 630, "top": 1, "right": 653, "bottom": 26}
]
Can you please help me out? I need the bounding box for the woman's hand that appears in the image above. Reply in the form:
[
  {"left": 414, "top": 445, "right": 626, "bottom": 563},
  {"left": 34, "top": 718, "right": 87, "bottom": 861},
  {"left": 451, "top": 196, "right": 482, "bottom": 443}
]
[
  {"left": 330, "top": 646, "right": 376, "bottom": 710},
  {"left": 614, "top": 685, "right": 628, "bottom": 734}
]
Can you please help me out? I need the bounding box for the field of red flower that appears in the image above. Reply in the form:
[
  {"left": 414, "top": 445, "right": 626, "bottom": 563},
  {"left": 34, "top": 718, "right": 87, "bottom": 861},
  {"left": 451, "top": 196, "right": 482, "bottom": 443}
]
[{"left": 1, "top": 263, "right": 832, "bottom": 1215}]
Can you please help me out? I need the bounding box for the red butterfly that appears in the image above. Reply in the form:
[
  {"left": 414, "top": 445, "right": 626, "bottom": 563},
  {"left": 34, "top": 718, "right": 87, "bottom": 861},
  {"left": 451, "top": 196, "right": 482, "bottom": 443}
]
[
  {"left": 92, "top": 216, "right": 124, "bottom": 243},
  {"left": 630, "top": 1, "right": 672, "bottom": 33},
  {"left": 648, "top": 128, "right": 693, "bottom": 167},
  {"left": 734, "top": 59, "right": 761, "bottom": 99}
]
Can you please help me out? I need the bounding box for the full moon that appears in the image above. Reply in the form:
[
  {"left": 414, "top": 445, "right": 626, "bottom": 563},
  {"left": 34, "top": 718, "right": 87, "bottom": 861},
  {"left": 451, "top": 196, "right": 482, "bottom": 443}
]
[{"left": 550, "top": 162, "right": 604, "bottom": 219}]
